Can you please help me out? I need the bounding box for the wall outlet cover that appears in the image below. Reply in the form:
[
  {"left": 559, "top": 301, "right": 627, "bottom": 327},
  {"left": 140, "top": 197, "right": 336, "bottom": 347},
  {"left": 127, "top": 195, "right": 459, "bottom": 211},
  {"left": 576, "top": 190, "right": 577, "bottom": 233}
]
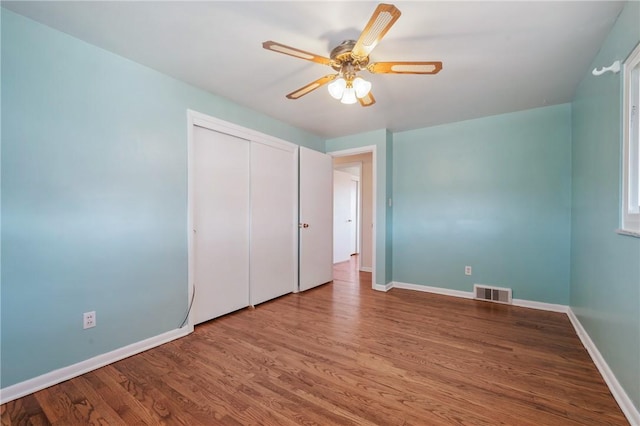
[{"left": 83, "top": 311, "right": 96, "bottom": 329}]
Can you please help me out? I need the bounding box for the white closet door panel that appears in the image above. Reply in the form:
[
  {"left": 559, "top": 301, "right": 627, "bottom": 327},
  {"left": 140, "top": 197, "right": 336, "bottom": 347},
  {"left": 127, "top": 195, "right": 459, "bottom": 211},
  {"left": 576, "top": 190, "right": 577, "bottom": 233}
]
[
  {"left": 250, "top": 142, "right": 296, "bottom": 305},
  {"left": 192, "top": 126, "right": 250, "bottom": 324}
]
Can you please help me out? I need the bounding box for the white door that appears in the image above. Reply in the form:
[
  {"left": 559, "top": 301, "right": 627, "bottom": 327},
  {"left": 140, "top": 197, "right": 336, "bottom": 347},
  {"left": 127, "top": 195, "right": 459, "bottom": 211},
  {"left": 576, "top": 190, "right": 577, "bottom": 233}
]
[
  {"left": 192, "top": 126, "right": 250, "bottom": 324},
  {"left": 299, "top": 147, "right": 333, "bottom": 291},
  {"left": 333, "top": 170, "right": 353, "bottom": 263},
  {"left": 349, "top": 179, "right": 359, "bottom": 255},
  {"left": 250, "top": 142, "right": 297, "bottom": 305}
]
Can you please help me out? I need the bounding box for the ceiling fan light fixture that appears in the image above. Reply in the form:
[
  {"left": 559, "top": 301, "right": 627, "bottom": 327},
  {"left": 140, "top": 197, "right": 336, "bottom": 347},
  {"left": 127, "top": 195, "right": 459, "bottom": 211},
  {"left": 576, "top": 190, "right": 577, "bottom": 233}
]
[
  {"left": 264, "top": 3, "right": 443, "bottom": 108},
  {"left": 328, "top": 75, "right": 371, "bottom": 104},
  {"left": 340, "top": 86, "right": 358, "bottom": 104},
  {"left": 353, "top": 77, "right": 372, "bottom": 98},
  {"left": 328, "top": 77, "right": 346, "bottom": 99}
]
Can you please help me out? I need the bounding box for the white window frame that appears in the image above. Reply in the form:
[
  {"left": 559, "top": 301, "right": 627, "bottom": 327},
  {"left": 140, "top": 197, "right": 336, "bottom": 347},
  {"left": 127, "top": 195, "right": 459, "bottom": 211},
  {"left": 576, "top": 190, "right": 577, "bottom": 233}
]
[{"left": 621, "top": 43, "right": 640, "bottom": 236}]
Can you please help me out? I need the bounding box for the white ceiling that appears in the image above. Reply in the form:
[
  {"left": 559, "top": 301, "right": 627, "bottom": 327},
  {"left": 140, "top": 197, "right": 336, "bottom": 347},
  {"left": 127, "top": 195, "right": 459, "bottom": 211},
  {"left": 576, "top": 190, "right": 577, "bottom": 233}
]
[{"left": 4, "top": 1, "right": 625, "bottom": 139}]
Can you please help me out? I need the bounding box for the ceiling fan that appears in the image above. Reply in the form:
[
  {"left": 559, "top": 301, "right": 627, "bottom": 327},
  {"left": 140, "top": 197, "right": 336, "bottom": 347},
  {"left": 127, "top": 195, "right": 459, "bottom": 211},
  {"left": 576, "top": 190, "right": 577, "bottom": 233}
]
[{"left": 263, "top": 3, "right": 442, "bottom": 107}]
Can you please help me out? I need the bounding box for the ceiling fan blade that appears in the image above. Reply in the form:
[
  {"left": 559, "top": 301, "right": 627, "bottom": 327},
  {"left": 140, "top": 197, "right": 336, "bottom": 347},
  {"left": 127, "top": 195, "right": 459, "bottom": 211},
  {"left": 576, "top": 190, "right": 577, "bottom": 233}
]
[
  {"left": 263, "top": 41, "right": 332, "bottom": 66},
  {"left": 351, "top": 4, "right": 401, "bottom": 60},
  {"left": 286, "top": 75, "right": 337, "bottom": 99},
  {"left": 358, "top": 92, "right": 376, "bottom": 107},
  {"left": 368, "top": 61, "right": 443, "bottom": 74}
]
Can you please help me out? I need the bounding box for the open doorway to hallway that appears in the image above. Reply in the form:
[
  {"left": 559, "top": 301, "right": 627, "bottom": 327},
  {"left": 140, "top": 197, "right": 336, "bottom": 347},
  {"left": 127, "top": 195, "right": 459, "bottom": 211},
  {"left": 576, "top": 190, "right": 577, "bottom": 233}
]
[{"left": 332, "top": 153, "right": 373, "bottom": 274}]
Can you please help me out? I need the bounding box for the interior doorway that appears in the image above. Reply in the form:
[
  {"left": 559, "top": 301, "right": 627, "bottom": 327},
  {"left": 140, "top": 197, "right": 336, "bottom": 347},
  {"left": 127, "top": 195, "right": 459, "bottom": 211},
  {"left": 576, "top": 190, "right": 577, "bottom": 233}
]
[{"left": 331, "top": 151, "right": 374, "bottom": 276}]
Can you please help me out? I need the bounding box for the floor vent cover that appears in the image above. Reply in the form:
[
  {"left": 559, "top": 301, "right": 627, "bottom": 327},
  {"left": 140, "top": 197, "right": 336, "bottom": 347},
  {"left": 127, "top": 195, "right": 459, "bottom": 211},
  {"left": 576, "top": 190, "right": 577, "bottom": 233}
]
[{"left": 474, "top": 284, "right": 512, "bottom": 304}]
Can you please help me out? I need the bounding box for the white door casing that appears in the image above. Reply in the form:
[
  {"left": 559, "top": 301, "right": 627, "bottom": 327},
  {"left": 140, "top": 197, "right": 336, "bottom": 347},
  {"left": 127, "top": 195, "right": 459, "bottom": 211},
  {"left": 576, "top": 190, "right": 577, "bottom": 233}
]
[{"left": 327, "top": 146, "right": 377, "bottom": 285}]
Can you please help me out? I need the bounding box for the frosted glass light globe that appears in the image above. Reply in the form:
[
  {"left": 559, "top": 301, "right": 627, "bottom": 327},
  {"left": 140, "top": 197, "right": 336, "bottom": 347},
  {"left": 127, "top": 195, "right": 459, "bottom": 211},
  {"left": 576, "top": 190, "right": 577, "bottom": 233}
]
[
  {"left": 353, "top": 77, "right": 372, "bottom": 98},
  {"left": 328, "top": 78, "right": 346, "bottom": 100},
  {"left": 340, "top": 87, "right": 357, "bottom": 104}
]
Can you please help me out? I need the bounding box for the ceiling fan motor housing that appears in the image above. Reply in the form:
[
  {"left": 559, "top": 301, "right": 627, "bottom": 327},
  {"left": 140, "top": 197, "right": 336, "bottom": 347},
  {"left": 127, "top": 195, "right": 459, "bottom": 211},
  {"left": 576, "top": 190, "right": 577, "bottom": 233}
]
[{"left": 330, "top": 40, "right": 369, "bottom": 75}]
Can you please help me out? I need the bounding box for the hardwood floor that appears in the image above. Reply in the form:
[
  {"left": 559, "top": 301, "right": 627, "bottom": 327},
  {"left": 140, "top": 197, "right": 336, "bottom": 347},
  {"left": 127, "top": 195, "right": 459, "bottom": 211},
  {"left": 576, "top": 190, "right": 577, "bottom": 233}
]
[{"left": 2, "top": 256, "right": 628, "bottom": 425}]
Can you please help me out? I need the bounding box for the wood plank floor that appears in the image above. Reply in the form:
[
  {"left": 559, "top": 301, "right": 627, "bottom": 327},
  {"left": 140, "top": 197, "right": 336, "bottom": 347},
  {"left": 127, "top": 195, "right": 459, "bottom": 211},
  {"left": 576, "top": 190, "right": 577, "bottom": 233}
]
[{"left": 2, "top": 256, "right": 628, "bottom": 425}]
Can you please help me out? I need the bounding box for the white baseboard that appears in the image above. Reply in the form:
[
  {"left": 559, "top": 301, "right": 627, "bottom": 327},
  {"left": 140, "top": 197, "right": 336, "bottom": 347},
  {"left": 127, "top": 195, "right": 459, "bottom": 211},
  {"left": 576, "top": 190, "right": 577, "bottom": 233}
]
[
  {"left": 0, "top": 325, "right": 193, "bottom": 405},
  {"left": 392, "top": 281, "right": 474, "bottom": 299},
  {"left": 372, "top": 282, "right": 393, "bottom": 292},
  {"left": 567, "top": 309, "right": 640, "bottom": 426},
  {"left": 360, "top": 267, "right": 372, "bottom": 273},
  {"left": 391, "top": 281, "right": 570, "bottom": 313},
  {"left": 512, "top": 298, "right": 569, "bottom": 313}
]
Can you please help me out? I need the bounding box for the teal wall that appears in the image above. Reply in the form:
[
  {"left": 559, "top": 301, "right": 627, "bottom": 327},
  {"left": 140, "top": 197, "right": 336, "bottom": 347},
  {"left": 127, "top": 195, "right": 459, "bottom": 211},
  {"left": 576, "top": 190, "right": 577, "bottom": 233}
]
[
  {"left": 570, "top": 1, "right": 640, "bottom": 411},
  {"left": 392, "top": 104, "right": 572, "bottom": 304},
  {"left": 326, "top": 129, "right": 392, "bottom": 286},
  {"left": 1, "top": 10, "right": 323, "bottom": 388},
  {"left": 3, "top": 2, "right": 639, "bottom": 414}
]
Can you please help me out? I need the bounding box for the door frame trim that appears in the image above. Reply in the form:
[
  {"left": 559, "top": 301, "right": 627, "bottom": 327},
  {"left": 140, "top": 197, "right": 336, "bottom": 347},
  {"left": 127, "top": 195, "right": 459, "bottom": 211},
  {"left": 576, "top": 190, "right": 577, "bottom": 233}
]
[
  {"left": 327, "top": 146, "right": 377, "bottom": 287},
  {"left": 186, "top": 110, "right": 299, "bottom": 328}
]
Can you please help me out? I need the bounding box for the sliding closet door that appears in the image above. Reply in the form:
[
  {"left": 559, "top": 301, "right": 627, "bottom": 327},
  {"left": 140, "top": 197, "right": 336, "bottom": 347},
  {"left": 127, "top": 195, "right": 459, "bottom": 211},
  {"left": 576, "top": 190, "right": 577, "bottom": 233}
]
[
  {"left": 192, "top": 125, "right": 250, "bottom": 324},
  {"left": 250, "top": 142, "right": 297, "bottom": 305}
]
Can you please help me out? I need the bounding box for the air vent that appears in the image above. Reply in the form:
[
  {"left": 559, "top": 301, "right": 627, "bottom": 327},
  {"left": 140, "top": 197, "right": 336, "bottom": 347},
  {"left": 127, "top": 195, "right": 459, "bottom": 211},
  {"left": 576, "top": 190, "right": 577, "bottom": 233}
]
[{"left": 474, "top": 284, "right": 512, "bottom": 304}]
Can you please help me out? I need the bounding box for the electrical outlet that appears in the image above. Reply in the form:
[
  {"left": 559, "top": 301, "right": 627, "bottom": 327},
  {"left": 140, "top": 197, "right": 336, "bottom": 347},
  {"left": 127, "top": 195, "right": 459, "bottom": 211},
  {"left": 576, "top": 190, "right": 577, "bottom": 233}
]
[
  {"left": 83, "top": 311, "right": 96, "bottom": 329},
  {"left": 465, "top": 266, "right": 472, "bottom": 276}
]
